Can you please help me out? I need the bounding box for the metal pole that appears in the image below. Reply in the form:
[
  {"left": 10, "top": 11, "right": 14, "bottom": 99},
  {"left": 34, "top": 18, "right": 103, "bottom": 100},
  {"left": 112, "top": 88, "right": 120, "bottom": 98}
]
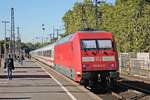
[
  {"left": 17, "top": 27, "right": 21, "bottom": 56},
  {"left": 95, "top": 0, "right": 105, "bottom": 30},
  {"left": 11, "top": 8, "right": 15, "bottom": 58},
  {"left": 95, "top": 0, "right": 98, "bottom": 30},
  {"left": 32, "top": 39, "right": 34, "bottom": 44},
  {"left": 0, "top": 44, "right": 1, "bottom": 58},
  {"left": 2, "top": 21, "right": 9, "bottom": 57},
  {"left": 42, "top": 38, "right": 44, "bottom": 45},
  {"left": 49, "top": 34, "right": 52, "bottom": 43},
  {"left": 56, "top": 29, "right": 59, "bottom": 39},
  {"left": 53, "top": 26, "right": 55, "bottom": 42},
  {"left": 42, "top": 24, "right": 45, "bottom": 45}
]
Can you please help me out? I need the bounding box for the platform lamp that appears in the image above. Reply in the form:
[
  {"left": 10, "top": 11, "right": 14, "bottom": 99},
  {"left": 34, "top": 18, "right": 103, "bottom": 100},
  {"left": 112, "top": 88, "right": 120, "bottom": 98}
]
[
  {"left": 42, "top": 24, "right": 45, "bottom": 45},
  {"left": 2, "top": 21, "right": 10, "bottom": 57},
  {"left": 94, "top": 0, "right": 105, "bottom": 30}
]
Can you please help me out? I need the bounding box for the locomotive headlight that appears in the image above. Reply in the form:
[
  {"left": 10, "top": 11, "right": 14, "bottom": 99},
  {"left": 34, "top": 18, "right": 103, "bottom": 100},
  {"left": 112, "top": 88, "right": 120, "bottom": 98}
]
[
  {"left": 76, "top": 72, "right": 81, "bottom": 77},
  {"left": 82, "top": 64, "right": 87, "bottom": 70},
  {"left": 82, "top": 64, "right": 89, "bottom": 70},
  {"left": 83, "top": 64, "right": 86, "bottom": 68},
  {"left": 109, "top": 63, "right": 115, "bottom": 67}
]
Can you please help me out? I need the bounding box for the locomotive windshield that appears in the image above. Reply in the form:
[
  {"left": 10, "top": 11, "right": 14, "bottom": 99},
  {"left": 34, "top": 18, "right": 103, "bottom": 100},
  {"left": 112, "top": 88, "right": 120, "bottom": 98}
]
[
  {"left": 97, "top": 40, "right": 112, "bottom": 49},
  {"left": 81, "top": 39, "right": 112, "bottom": 50},
  {"left": 81, "top": 40, "right": 96, "bottom": 49}
]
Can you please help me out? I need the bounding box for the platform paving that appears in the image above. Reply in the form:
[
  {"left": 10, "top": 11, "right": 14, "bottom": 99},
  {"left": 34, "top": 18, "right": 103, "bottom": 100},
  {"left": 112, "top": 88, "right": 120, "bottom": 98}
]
[{"left": 0, "top": 59, "right": 100, "bottom": 100}]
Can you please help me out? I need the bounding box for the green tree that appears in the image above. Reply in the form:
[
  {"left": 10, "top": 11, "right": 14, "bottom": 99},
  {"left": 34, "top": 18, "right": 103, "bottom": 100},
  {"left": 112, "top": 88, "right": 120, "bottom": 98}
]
[
  {"left": 100, "top": 0, "right": 150, "bottom": 52},
  {"left": 63, "top": 0, "right": 150, "bottom": 52},
  {"left": 63, "top": 0, "right": 98, "bottom": 34}
]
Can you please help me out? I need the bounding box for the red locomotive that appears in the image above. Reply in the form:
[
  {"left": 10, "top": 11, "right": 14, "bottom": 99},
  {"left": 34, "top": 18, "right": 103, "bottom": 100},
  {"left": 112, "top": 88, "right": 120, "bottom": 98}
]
[{"left": 31, "top": 31, "right": 119, "bottom": 88}]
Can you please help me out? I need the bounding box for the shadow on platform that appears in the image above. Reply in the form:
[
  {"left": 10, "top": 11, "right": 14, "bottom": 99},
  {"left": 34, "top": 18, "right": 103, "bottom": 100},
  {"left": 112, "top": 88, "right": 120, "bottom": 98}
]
[
  {"left": 0, "top": 75, "right": 51, "bottom": 79},
  {"left": 0, "top": 90, "right": 88, "bottom": 94},
  {"left": 0, "top": 97, "right": 31, "bottom": 100},
  {"left": 14, "top": 67, "right": 41, "bottom": 68}
]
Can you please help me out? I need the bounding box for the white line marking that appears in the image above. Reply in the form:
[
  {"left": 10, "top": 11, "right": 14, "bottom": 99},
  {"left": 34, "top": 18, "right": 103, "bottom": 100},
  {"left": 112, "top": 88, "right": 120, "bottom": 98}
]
[{"left": 41, "top": 66, "right": 77, "bottom": 100}]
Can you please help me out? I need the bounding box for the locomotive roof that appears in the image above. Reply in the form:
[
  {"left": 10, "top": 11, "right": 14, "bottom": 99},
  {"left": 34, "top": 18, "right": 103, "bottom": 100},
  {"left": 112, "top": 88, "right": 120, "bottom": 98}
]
[
  {"left": 31, "top": 31, "right": 112, "bottom": 53},
  {"left": 78, "top": 31, "right": 106, "bottom": 32},
  {"left": 55, "top": 33, "right": 73, "bottom": 45}
]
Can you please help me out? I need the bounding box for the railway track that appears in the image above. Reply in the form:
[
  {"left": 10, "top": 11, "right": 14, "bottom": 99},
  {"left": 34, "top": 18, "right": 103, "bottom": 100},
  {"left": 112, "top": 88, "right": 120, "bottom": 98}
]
[
  {"left": 92, "top": 79, "right": 150, "bottom": 100},
  {"left": 112, "top": 90, "right": 148, "bottom": 100},
  {"left": 112, "top": 83, "right": 149, "bottom": 100}
]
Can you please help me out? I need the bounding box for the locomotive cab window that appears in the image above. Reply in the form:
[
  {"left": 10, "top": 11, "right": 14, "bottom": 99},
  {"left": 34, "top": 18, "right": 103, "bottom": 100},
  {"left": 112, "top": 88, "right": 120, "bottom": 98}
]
[
  {"left": 97, "top": 40, "right": 112, "bottom": 50},
  {"left": 81, "top": 40, "right": 97, "bottom": 50},
  {"left": 81, "top": 39, "right": 112, "bottom": 50}
]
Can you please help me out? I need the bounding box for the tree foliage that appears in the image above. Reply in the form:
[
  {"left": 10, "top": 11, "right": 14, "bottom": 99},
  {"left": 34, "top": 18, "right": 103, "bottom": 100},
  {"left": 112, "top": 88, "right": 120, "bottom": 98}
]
[
  {"left": 63, "top": 0, "right": 150, "bottom": 52},
  {"left": 63, "top": 0, "right": 97, "bottom": 34}
]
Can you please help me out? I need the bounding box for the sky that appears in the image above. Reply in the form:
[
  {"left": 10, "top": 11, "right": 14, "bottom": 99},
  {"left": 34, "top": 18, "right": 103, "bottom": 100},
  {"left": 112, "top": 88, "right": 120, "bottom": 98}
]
[{"left": 0, "top": 0, "right": 115, "bottom": 43}]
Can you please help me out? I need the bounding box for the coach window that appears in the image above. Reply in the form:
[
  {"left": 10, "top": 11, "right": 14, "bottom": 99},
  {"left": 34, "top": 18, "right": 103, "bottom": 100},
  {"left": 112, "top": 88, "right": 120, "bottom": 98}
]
[
  {"left": 44, "top": 51, "right": 45, "bottom": 56},
  {"left": 43, "top": 51, "right": 45, "bottom": 56},
  {"left": 46, "top": 51, "right": 48, "bottom": 57},
  {"left": 45, "top": 51, "right": 47, "bottom": 57},
  {"left": 47, "top": 50, "right": 50, "bottom": 57},
  {"left": 42, "top": 51, "right": 45, "bottom": 56},
  {"left": 47, "top": 51, "right": 48, "bottom": 56},
  {"left": 45, "top": 51, "right": 47, "bottom": 56},
  {"left": 44, "top": 51, "right": 46, "bottom": 56},
  {"left": 49, "top": 50, "right": 51, "bottom": 57}
]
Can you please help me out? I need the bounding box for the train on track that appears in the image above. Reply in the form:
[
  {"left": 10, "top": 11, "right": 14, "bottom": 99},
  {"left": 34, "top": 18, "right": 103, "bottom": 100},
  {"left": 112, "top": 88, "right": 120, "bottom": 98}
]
[{"left": 30, "top": 31, "right": 119, "bottom": 88}]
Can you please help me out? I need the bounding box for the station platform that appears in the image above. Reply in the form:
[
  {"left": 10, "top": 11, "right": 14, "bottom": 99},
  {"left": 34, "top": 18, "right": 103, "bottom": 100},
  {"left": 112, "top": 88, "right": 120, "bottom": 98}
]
[{"left": 0, "top": 59, "right": 100, "bottom": 100}]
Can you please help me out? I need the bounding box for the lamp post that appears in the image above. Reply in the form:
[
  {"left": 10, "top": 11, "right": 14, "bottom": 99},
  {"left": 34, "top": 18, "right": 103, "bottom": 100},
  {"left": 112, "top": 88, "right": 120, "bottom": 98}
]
[
  {"left": 42, "top": 24, "right": 45, "bottom": 45},
  {"left": 17, "top": 27, "right": 21, "bottom": 56},
  {"left": 53, "top": 28, "right": 62, "bottom": 41},
  {"left": 2, "top": 21, "right": 10, "bottom": 57},
  {"left": 94, "top": 0, "right": 105, "bottom": 30},
  {"left": 95, "top": 0, "right": 98, "bottom": 30},
  {"left": 7, "top": 29, "right": 11, "bottom": 53},
  {"left": 48, "top": 34, "right": 52, "bottom": 43}
]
